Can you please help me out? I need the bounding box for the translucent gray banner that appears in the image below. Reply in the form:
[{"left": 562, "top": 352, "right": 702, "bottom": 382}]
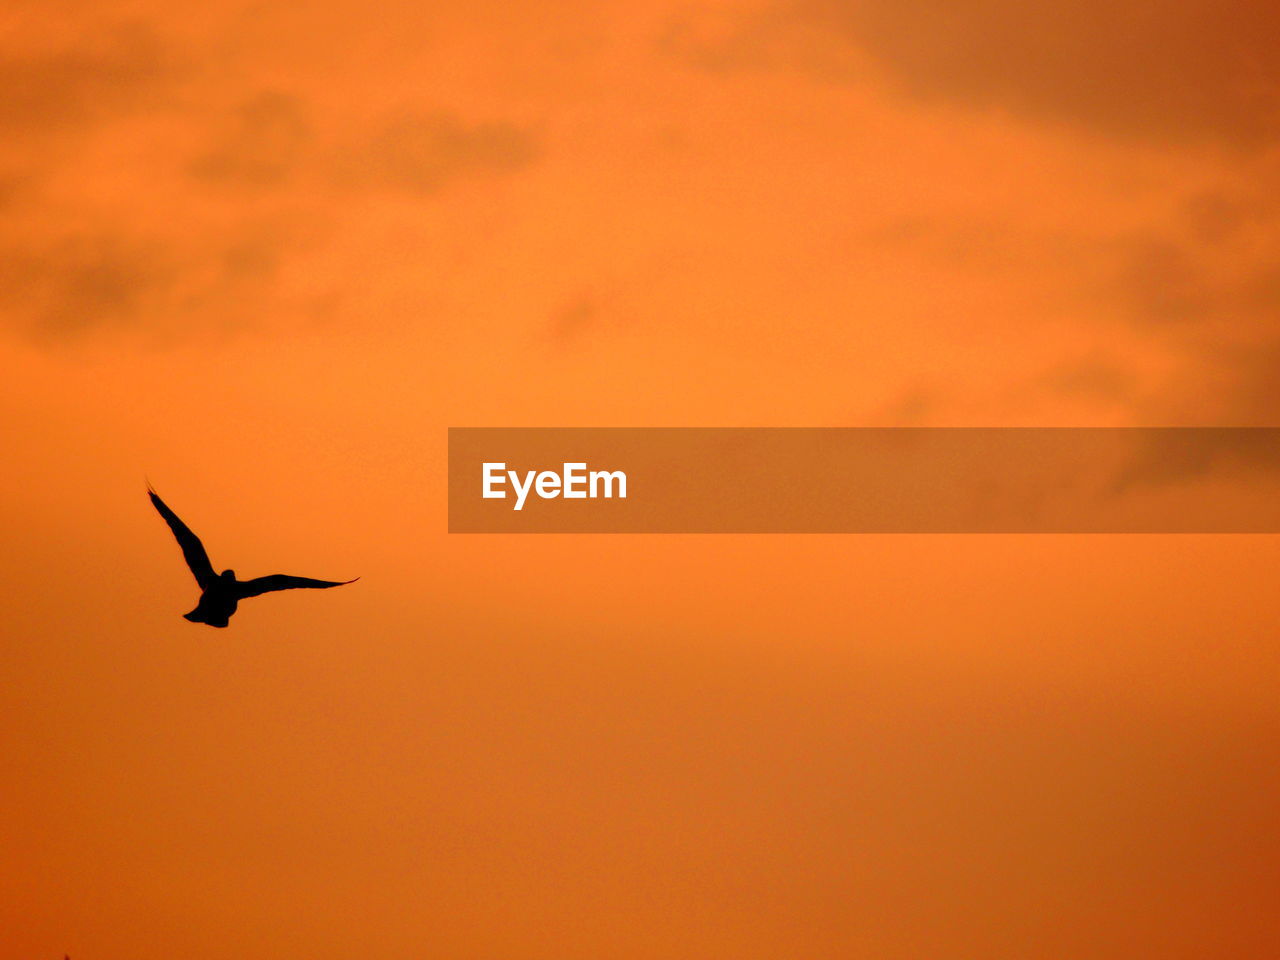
[{"left": 448, "top": 428, "right": 1280, "bottom": 533}]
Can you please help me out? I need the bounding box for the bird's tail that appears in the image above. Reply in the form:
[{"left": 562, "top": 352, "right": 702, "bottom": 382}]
[{"left": 184, "top": 608, "right": 229, "bottom": 628}]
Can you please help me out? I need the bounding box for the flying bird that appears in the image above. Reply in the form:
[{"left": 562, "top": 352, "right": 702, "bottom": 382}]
[{"left": 148, "top": 486, "right": 357, "bottom": 627}]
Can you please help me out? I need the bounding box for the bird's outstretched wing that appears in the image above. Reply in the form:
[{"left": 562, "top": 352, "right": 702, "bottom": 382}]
[
  {"left": 148, "top": 486, "right": 217, "bottom": 589},
  {"left": 235, "top": 575, "right": 358, "bottom": 599}
]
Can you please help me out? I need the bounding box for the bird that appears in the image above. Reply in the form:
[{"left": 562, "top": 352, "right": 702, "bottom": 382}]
[{"left": 148, "top": 485, "right": 357, "bottom": 627}]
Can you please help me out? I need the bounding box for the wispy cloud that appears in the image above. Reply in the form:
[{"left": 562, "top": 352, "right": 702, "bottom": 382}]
[
  {"left": 0, "top": 15, "right": 542, "bottom": 347},
  {"left": 190, "top": 92, "right": 313, "bottom": 188},
  {"left": 338, "top": 111, "right": 538, "bottom": 194},
  {"left": 0, "top": 21, "right": 170, "bottom": 135},
  {"left": 669, "top": 0, "right": 1280, "bottom": 148}
]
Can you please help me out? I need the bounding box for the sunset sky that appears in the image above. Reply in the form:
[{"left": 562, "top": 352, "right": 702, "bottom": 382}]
[{"left": 3, "top": 1, "right": 1280, "bottom": 957}]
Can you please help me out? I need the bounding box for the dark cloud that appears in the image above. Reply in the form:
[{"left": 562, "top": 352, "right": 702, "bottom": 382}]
[
  {"left": 1177, "top": 341, "right": 1280, "bottom": 426},
  {"left": 346, "top": 111, "right": 538, "bottom": 193},
  {"left": 0, "top": 234, "right": 172, "bottom": 338},
  {"left": 546, "top": 296, "right": 598, "bottom": 343},
  {"left": 1112, "top": 238, "right": 1215, "bottom": 325},
  {"left": 189, "top": 99, "right": 540, "bottom": 196},
  {"left": 1181, "top": 191, "right": 1263, "bottom": 245},
  {"left": 0, "top": 22, "right": 169, "bottom": 135},
  {"left": 674, "top": 0, "right": 1280, "bottom": 147},
  {"left": 0, "top": 21, "right": 178, "bottom": 217},
  {"left": 191, "top": 92, "right": 312, "bottom": 187},
  {"left": 813, "top": 0, "right": 1280, "bottom": 145},
  {"left": 1109, "top": 224, "right": 1280, "bottom": 424},
  {"left": 660, "top": 4, "right": 864, "bottom": 82},
  {"left": 1044, "top": 357, "right": 1136, "bottom": 404},
  {"left": 1109, "top": 183, "right": 1280, "bottom": 328},
  {"left": 0, "top": 79, "right": 536, "bottom": 345},
  {"left": 0, "top": 23, "right": 297, "bottom": 344},
  {"left": 0, "top": 226, "right": 291, "bottom": 343},
  {"left": 189, "top": 98, "right": 541, "bottom": 195},
  {"left": 0, "top": 2, "right": 542, "bottom": 349},
  {"left": 841, "top": 206, "right": 1280, "bottom": 428},
  {"left": 872, "top": 387, "right": 939, "bottom": 425},
  {"left": 1109, "top": 427, "right": 1280, "bottom": 497}
]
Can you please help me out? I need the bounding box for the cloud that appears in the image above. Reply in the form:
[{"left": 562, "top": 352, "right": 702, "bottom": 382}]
[
  {"left": 0, "top": 101, "right": 542, "bottom": 345},
  {"left": 0, "top": 234, "right": 173, "bottom": 338},
  {"left": 545, "top": 296, "right": 598, "bottom": 343},
  {"left": 0, "top": 22, "right": 169, "bottom": 135},
  {"left": 0, "top": 56, "right": 538, "bottom": 346},
  {"left": 1103, "top": 190, "right": 1280, "bottom": 424},
  {"left": 0, "top": 0, "right": 546, "bottom": 349},
  {"left": 1111, "top": 238, "right": 1215, "bottom": 326},
  {"left": 672, "top": 0, "right": 1280, "bottom": 147},
  {"left": 191, "top": 92, "right": 313, "bottom": 188},
  {"left": 1105, "top": 181, "right": 1280, "bottom": 333},
  {"left": 0, "top": 23, "right": 302, "bottom": 344},
  {"left": 660, "top": 4, "right": 865, "bottom": 82},
  {"left": 1107, "top": 426, "right": 1280, "bottom": 500},
  {"left": 340, "top": 111, "right": 539, "bottom": 194},
  {"left": 824, "top": 0, "right": 1280, "bottom": 146},
  {"left": 0, "top": 225, "right": 293, "bottom": 343},
  {"left": 1182, "top": 190, "right": 1265, "bottom": 244},
  {"left": 1043, "top": 357, "right": 1137, "bottom": 404},
  {"left": 0, "top": 21, "right": 178, "bottom": 206},
  {"left": 188, "top": 96, "right": 541, "bottom": 196},
  {"left": 870, "top": 387, "right": 939, "bottom": 425}
]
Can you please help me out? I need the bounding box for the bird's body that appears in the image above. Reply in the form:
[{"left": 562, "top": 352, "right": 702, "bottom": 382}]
[
  {"left": 184, "top": 571, "right": 240, "bottom": 628},
  {"left": 148, "top": 487, "right": 356, "bottom": 628}
]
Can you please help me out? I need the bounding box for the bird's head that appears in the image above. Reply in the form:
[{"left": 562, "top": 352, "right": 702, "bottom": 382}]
[{"left": 221, "top": 569, "right": 237, "bottom": 581}]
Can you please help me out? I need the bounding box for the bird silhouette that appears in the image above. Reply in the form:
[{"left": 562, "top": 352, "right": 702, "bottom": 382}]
[{"left": 148, "top": 485, "right": 357, "bottom": 627}]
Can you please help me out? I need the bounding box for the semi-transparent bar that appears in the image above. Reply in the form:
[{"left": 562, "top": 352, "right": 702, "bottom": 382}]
[{"left": 448, "top": 428, "right": 1280, "bottom": 533}]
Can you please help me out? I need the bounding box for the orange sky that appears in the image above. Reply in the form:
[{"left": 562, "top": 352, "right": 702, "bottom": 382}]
[{"left": 3, "top": 1, "right": 1280, "bottom": 957}]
